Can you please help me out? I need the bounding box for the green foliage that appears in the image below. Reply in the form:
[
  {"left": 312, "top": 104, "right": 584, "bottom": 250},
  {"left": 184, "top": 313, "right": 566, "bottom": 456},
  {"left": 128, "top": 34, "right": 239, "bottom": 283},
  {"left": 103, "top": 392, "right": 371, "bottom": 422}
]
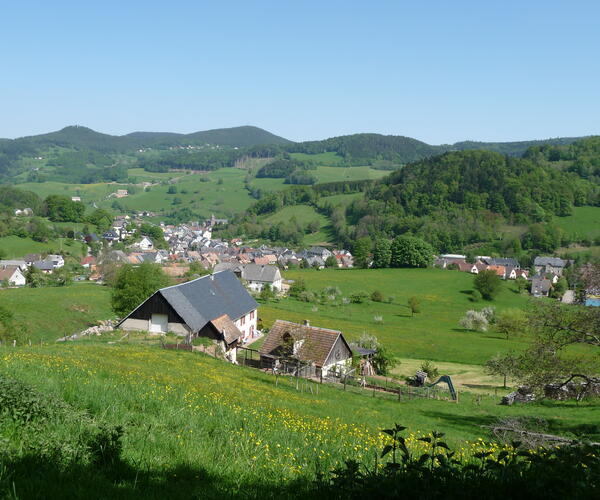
[
  {"left": 474, "top": 270, "right": 502, "bottom": 300},
  {"left": 0, "top": 186, "right": 41, "bottom": 213},
  {"left": 390, "top": 236, "right": 433, "bottom": 268},
  {"left": 0, "top": 305, "right": 24, "bottom": 342},
  {"left": 370, "top": 290, "right": 384, "bottom": 302},
  {"left": 259, "top": 283, "right": 275, "bottom": 302},
  {"left": 43, "top": 195, "right": 85, "bottom": 222},
  {"left": 407, "top": 296, "right": 421, "bottom": 317},
  {"left": 353, "top": 237, "right": 372, "bottom": 268},
  {"left": 372, "top": 238, "right": 392, "bottom": 268},
  {"left": 325, "top": 256, "right": 338, "bottom": 268},
  {"left": 419, "top": 360, "right": 439, "bottom": 379},
  {"left": 86, "top": 209, "right": 113, "bottom": 232},
  {"left": 111, "top": 263, "right": 170, "bottom": 317},
  {"left": 495, "top": 308, "right": 527, "bottom": 340},
  {"left": 288, "top": 278, "right": 307, "bottom": 298}
]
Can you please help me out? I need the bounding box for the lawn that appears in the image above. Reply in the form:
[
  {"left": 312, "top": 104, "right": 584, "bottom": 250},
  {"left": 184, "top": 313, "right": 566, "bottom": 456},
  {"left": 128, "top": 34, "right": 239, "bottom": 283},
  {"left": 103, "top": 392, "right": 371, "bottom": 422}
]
[
  {"left": 259, "top": 268, "right": 533, "bottom": 365},
  {"left": 1, "top": 341, "right": 598, "bottom": 498},
  {"left": 289, "top": 151, "right": 344, "bottom": 166},
  {"left": 0, "top": 282, "right": 113, "bottom": 342},
  {"left": 0, "top": 235, "right": 86, "bottom": 259},
  {"left": 553, "top": 206, "right": 600, "bottom": 240}
]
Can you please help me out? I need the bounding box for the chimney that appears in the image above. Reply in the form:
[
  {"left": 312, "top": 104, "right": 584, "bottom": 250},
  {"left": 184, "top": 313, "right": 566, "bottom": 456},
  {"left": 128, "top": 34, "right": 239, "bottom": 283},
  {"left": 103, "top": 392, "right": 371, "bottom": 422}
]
[{"left": 303, "top": 319, "right": 310, "bottom": 326}]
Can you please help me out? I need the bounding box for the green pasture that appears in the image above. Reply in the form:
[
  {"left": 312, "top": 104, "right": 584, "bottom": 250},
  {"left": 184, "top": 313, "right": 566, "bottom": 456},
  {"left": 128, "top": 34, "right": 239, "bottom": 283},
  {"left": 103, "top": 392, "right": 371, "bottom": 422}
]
[
  {"left": 0, "top": 235, "right": 85, "bottom": 259},
  {"left": 0, "top": 283, "right": 113, "bottom": 342},
  {"left": 265, "top": 205, "right": 332, "bottom": 246},
  {"left": 553, "top": 206, "right": 600, "bottom": 240},
  {"left": 260, "top": 268, "right": 532, "bottom": 365}
]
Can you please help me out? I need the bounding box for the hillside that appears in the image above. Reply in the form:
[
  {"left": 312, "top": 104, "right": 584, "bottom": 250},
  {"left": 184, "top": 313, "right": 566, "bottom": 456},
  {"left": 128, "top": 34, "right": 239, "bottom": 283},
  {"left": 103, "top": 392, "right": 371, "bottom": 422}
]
[{"left": 2, "top": 341, "right": 598, "bottom": 498}]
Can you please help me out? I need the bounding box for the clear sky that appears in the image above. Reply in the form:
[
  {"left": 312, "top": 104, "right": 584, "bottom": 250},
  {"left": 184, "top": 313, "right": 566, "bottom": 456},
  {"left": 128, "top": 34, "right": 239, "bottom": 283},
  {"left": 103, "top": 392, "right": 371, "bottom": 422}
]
[{"left": 1, "top": 0, "right": 599, "bottom": 143}]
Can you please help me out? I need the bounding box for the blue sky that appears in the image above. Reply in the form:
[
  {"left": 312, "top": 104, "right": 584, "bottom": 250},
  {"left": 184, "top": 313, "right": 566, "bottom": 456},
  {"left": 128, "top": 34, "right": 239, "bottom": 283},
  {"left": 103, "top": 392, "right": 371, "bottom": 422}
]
[{"left": 1, "top": 1, "right": 599, "bottom": 143}]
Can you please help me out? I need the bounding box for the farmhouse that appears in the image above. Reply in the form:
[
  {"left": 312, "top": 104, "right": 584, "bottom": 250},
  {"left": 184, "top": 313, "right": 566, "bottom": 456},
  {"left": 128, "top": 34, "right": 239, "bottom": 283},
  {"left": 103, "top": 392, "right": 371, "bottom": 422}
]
[
  {"left": 240, "top": 264, "right": 282, "bottom": 292},
  {"left": 259, "top": 320, "right": 353, "bottom": 378},
  {"left": 534, "top": 256, "right": 567, "bottom": 276},
  {"left": 0, "top": 265, "right": 26, "bottom": 286},
  {"left": 117, "top": 271, "right": 258, "bottom": 358}
]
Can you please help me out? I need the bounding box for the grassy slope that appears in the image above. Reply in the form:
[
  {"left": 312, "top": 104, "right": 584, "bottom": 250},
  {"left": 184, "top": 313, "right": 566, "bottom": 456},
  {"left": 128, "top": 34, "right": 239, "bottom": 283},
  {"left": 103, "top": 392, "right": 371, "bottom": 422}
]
[
  {"left": 1, "top": 283, "right": 113, "bottom": 342},
  {"left": 0, "top": 235, "right": 85, "bottom": 259},
  {"left": 98, "top": 169, "right": 253, "bottom": 219},
  {"left": 15, "top": 181, "right": 117, "bottom": 203},
  {"left": 553, "top": 206, "right": 600, "bottom": 239},
  {"left": 259, "top": 268, "right": 531, "bottom": 365},
  {"left": 265, "top": 205, "right": 333, "bottom": 246},
  {"left": 2, "top": 343, "right": 598, "bottom": 480}
]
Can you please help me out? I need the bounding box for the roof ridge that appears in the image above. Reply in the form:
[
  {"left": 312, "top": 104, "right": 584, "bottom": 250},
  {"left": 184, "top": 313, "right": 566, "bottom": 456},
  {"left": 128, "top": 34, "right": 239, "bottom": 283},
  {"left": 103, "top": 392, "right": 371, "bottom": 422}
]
[
  {"left": 273, "top": 319, "right": 342, "bottom": 335},
  {"left": 159, "top": 270, "right": 228, "bottom": 291}
]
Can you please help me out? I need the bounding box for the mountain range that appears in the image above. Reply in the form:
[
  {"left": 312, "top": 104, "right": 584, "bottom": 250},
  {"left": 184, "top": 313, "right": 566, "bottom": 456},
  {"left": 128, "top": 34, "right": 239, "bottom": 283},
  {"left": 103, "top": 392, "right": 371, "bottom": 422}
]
[{"left": 0, "top": 124, "right": 588, "bottom": 164}]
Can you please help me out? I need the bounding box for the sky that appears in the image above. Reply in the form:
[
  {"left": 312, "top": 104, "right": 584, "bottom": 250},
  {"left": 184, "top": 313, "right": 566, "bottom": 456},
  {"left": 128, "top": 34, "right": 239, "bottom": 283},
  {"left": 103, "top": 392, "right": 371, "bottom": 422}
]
[{"left": 1, "top": 0, "right": 599, "bottom": 143}]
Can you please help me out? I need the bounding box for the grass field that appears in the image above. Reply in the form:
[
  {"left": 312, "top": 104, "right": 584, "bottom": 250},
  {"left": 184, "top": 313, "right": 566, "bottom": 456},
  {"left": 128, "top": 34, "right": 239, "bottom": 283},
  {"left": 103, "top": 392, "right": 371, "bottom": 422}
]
[
  {"left": 15, "top": 181, "right": 118, "bottom": 204},
  {"left": 317, "top": 192, "right": 363, "bottom": 208},
  {"left": 553, "top": 206, "right": 600, "bottom": 240},
  {"left": 1, "top": 341, "right": 598, "bottom": 498},
  {"left": 265, "top": 205, "right": 333, "bottom": 246},
  {"left": 97, "top": 168, "right": 254, "bottom": 219},
  {"left": 0, "top": 235, "right": 86, "bottom": 259},
  {"left": 0, "top": 283, "right": 113, "bottom": 342},
  {"left": 259, "top": 268, "right": 533, "bottom": 365},
  {"left": 289, "top": 151, "right": 344, "bottom": 166}
]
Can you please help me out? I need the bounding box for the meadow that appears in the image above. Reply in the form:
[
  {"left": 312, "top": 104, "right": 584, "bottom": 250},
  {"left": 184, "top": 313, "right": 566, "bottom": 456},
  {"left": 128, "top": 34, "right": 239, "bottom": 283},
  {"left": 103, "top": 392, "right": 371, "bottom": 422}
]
[
  {"left": 0, "top": 234, "right": 86, "bottom": 259},
  {"left": 0, "top": 283, "right": 113, "bottom": 342},
  {"left": 553, "top": 206, "right": 600, "bottom": 240},
  {"left": 264, "top": 205, "right": 332, "bottom": 246},
  {"left": 1, "top": 341, "right": 598, "bottom": 498},
  {"left": 260, "top": 268, "right": 532, "bottom": 365}
]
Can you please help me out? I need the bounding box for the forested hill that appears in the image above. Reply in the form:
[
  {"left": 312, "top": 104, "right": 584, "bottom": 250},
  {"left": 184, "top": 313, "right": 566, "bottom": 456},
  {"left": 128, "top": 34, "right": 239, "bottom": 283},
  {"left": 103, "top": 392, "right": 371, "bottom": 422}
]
[
  {"left": 285, "top": 134, "right": 585, "bottom": 165},
  {"left": 4, "top": 125, "right": 292, "bottom": 153}
]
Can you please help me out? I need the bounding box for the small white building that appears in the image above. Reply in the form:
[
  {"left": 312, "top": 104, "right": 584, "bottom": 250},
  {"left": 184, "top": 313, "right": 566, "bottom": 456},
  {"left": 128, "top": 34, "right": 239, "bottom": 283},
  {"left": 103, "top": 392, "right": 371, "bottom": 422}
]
[
  {"left": 139, "top": 236, "right": 154, "bottom": 251},
  {"left": 239, "top": 264, "right": 282, "bottom": 292},
  {"left": 46, "top": 255, "right": 65, "bottom": 268},
  {"left": 0, "top": 265, "right": 26, "bottom": 286}
]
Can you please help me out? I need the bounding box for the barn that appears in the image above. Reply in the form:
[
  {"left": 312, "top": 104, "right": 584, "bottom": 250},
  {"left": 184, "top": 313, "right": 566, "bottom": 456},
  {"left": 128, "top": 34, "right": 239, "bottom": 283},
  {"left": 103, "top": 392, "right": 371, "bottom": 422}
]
[
  {"left": 259, "top": 320, "right": 353, "bottom": 378},
  {"left": 117, "top": 271, "right": 258, "bottom": 359}
]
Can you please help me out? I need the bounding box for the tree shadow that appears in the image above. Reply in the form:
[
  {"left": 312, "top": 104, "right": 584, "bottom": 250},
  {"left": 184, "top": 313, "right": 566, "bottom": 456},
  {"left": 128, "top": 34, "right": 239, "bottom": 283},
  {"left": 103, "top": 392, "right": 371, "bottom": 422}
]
[
  {"left": 1, "top": 454, "right": 321, "bottom": 500},
  {"left": 459, "top": 290, "right": 474, "bottom": 296}
]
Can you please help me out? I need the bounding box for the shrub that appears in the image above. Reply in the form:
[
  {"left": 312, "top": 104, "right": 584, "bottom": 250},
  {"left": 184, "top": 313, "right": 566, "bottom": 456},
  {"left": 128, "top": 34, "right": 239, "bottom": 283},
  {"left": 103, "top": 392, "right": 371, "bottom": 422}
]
[
  {"left": 474, "top": 270, "right": 502, "bottom": 300},
  {"left": 370, "top": 290, "right": 384, "bottom": 302},
  {"left": 419, "top": 361, "right": 439, "bottom": 379},
  {"left": 459, "top": 310, "right": 489, "bottom": 332},
  {"left": 350, "top": 292, "right": 368, "bottom": 304}
]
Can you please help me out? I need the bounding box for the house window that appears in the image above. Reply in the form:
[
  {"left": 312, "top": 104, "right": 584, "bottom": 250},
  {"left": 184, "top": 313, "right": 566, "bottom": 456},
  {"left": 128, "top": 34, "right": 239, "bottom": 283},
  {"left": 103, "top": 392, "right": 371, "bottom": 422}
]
[
  {"left": 250, "top": 325, "right": 254, "bottom": 337},
  {"left": 250, "top": 310, "right": 254, "bottom": 320},
  {"left": 240, "top": 315, "right": 246, "bottom": 326}
]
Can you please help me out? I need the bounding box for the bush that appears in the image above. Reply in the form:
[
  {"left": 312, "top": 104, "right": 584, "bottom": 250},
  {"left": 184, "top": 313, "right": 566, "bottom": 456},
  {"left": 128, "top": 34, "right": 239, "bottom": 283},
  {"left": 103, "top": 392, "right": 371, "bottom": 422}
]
[
  {"left": 350, "top": 292, "right": 368, "bottom": 304},
  {"left": 474, "top": 270, "right": 502, "bottom": 300},
  {"left": 419, "top": 361, "right": 439, "bottom": 379},
  {"left": 370, "top": 290, "right": 384, "bottom": 302},
  {"left": 470, "top": 290, "right": 483, "bottom": 302},
  {"left": 459, "top": 310, "right": 489, "bottom": 332}
]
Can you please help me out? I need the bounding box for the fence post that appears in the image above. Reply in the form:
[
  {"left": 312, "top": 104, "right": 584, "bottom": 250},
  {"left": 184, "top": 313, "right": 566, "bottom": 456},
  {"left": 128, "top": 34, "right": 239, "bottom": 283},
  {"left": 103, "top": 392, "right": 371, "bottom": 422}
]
[
  {"left": 343, "top": 375, "right": 347, "bottom": 391},
  {"left": 398, "top": 388, "right": 402, "bottom": 401}
]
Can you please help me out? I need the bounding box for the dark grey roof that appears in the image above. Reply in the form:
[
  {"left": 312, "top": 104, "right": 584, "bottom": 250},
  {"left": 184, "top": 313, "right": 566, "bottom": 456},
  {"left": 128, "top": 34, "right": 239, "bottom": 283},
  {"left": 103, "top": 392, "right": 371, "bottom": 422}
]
[
  {"left": 33, "top": 261, "right": 54, "bottom": 271},
  {"left": 156, "top": 270, "right": 257, "bottom": 332},
  {"left": 484, "top": 257, "right": 520, "bottom": 268},
  {"left": 240, "top": 264, "right": 281, "bottom": 283},
  {"left": 534, "top": 256, "right": 566, "bottom": 267}
]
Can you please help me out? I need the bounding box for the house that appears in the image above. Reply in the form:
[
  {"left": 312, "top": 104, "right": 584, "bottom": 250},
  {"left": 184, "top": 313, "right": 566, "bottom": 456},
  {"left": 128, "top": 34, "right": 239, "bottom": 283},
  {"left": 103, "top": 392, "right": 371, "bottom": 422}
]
[
  {"left": 32, "top": 261, "right": 55, "bottom": 274},
  {"left": 505, "top": 267, "right": 528, "bottom": 280},
  {"left": 0, "top": 260, "right": 28, "bottom": 271},
  {"left": 457, "top": 260, "right": 487, "bottom": 274},
  {"left": 117, "top": 270, "right": 259, "bottom": 357},
  {"left": 46, "top": 254, "right": 64, "bottom": 268},
  {"left": 139, "top": 236, "right": 154, "bottom": 251},
  {"left": 531, "top": 276, "right": 552, "bottom": 297},
  {"left": 487, "top": 265, "right": 506, "bottom": 279},
  {"left": 0, "top": 265, "right": 26, "bottom": 286},
  {"left": 80, "top": 256, "right": 97, "bottom": 269},
  {"left": 534, "top": 257, "right": 567, "bottom": 276},
  {"left": 482, "top": 257, "right": 520, "bottom": 269},
  {"left": 115, "top": 189, "right": 128, "bottom": 198},
  {"left": 103, "top": 230, "right": 120, "bottom": 243},
  {"left": 240, "top": 264, "right": 282, "bottom": 292},
  {"left": 24, "top": 254, "right": 41, "bottom": 265},
  {"left": 259, "top": 320, "right": 353, "bottom": 378},
  {"left": 71, "top": 196, "right": 81, "bottom": 202}
]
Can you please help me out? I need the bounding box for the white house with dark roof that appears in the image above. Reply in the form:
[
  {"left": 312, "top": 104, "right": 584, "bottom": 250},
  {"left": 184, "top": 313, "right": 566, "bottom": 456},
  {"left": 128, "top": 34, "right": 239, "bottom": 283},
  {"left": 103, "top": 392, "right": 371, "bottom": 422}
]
[
  {"left": 117, "top": 270, "right": 259, "bottom": 356},
  {"left": 0, "top": 265, "right": 26, "bottom": 286},
  {"left": 534, "top": 257, "right": 567, "bottom": 276}
]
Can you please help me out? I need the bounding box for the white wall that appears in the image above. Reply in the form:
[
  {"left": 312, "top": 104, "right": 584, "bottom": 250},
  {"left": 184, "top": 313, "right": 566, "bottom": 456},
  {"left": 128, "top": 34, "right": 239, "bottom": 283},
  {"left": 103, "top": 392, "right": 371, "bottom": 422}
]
[{"left": 235, "top": 308, "right": 258, "bottom": 342}]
